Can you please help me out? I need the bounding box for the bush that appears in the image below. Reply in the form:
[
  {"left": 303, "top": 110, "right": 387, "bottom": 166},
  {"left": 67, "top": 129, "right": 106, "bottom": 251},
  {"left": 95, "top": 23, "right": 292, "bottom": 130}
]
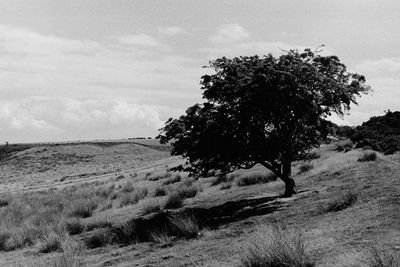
[
  {"left": 323, "top": 191, "right": 358, "bottom": 213},
  {"left": 239, "top": 225, "right": 314, "bottom": 267},
  {"left": 163, "top": 174, "right": 182, "bottom": 185},
  {"left": 358, "top": 151, "right": 378, "bottom": 162},
  {"left": 236, "top": 172, "right": 277, "bottom": 187}
]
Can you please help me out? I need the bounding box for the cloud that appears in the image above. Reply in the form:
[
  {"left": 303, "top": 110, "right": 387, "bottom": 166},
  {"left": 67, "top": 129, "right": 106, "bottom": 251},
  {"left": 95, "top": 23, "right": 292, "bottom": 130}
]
[
  {"left": 158, "top": 26, "right": 186, "bottom": 36},
  {"left": 0, "top": 97, "right": 166, "bottom": 142},
  {"left": 117, "top": 34, "right": 160, "bottom": 47},
  {"left": 209, "top": 23, "right": 250, "bottom": 44},
  {"left": 0, "top": 24, "right": 207, "bottom": 142}
]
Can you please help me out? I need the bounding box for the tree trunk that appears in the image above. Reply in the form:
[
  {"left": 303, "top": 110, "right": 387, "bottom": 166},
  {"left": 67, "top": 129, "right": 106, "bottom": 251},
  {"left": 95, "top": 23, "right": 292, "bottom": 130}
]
[{"left": 281, "top": 160, "right": 296, "bottom": 197}]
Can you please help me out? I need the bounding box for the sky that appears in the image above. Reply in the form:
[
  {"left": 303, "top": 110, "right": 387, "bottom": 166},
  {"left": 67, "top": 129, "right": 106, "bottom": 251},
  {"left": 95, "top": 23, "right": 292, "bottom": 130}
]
[{"left": 1, "top": 0, "right": 400, "bottom": 143}]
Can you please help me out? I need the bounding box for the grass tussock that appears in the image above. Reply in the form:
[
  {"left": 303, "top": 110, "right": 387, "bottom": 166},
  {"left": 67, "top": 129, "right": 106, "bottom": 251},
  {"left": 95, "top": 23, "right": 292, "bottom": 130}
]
[
  {"left": 321, "top": 190, "right": 358, "bottom": 213},
  {"left": 153, "top": 185, "right": 171, "bottom": 197},
  {"left": 169, "top": 214, "right": 200, "bottom": 239},
  {"left": 63, "top": 218, "right": 84, "bottom": 235},
  {"left": 148, "top": 171, "right": 172, "bottom": 181},
  {"left": 164, "top": 193, "right": 184, "bottom": 209},
  {"left": 239, "top": 225, "right": 314, "bottom": 267},
  {"left": 367, "top": 247, "right": 400, "bottom": 267},
  {"left": 37, "top": 231, "right": 65, "bottom": 253},
  {"left": 163, "top": 174, "right": 182, "bottom": 185},
  {"left": 68, "top": 199, "right": 98, "bottom": 218},
  {"left": 117, "top": 187, "right": 148, "bottom": 207},
  {"left": 358, "top": 151, "right": 378, "bottom": 162},
  {"left": 140, "top": 199, "right": 163, "bottom": 215},
  {"left": 236, "top": 172, "right": 277, "bottom": 187},
  {"left": 211, "top": 173, "right": 235, "bottom": 186}
]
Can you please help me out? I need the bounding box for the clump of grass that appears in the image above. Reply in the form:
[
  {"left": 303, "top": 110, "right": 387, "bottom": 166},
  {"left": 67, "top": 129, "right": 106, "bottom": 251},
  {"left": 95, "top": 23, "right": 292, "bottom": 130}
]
[
  {"left": 63, "top": 219, "right": 84, "bottom": 235},
  {"left": 176, "top": 185, "right": 198, "bottom": 198},
  {"left": 140, "top": 199, "right": 163, "bottom": 215},
  {"left": 85, "top": 217, "right": 112, "bottom": 231},
  {"left": 97, "top": 199, "right": 113, "bottom": 211},
  {"left": 37, "top": 232, "right": 64, "bottom": 253},
  {"left": 85, "top": 229, "right": 113, "bottom": 249},
  {"left": 163, "top": 174, "right": 182, "bottom": 185},
  {"left": 358, "top": 151, "right": 378, "bottom": 162},
  {"left": 117, "top": 188, "right": 148, "bottom": 207},
  {"left": 0, "top": 197, "right": 9, "bottom": 207},
  {"left": 94, "top": 184, "right": 114, "bottom": 199},
  {"left": 68, "top": 199, "right": 98, "bottom": 218},
  {"left": 150, "top": 231, "right": 173, "bottom": 247},
  {"left": 239, "top": 225, "right": 314, "bottom": 267},
  {"left": 169, "top": 214, "right": 200, "bottom": 239},
  {"left": 211, "top": 173, "right": 236, "bottom": 186},
  {"left": 164, "top": 193, "right": 184, "bottom": 209},
  {"left": 120, "top": 181, "right": 135, "bottom": 193},
  {"left": 0, "top": 232, "right": 11, "bottom": 251},
  {"left": 48, "top": 253, "right": 83, "bottom": 267},
  {"left": 322, "top": 190, "right": 358, "bottom": 213},
  {"left": 367, "top": 247, "right": 400, "bottom": 267},
  {"left": 148, "top": 171, "right": 172, "bottom": 181},
  {"left": 299, "top": 163, "right": 314, "bottom": 173},
  {"left": 153, "top": 185, "right": 170, "bottom": 197},
  {"left": 236, "top": 172, "right": 277, "bottom": 187},
  {"left": 145, "top": 172, "right": 152, "bottom": 179}
]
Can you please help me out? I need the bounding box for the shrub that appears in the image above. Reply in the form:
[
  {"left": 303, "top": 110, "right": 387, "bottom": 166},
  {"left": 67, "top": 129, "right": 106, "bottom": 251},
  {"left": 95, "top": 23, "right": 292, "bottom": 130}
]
[
  {"left": 163, "top": 174, "right": 182, "bottom": 185},
  {"left": 358, "top": 151, "right": 378, "bottom": 162},
  {"left": 367, "top": 247, "right": 400, "bottom": 267},
  {"left": 164, "top": 193, "right": 184, "bottom": 209},
  {"left": 323, "top": 191, "right": 358, "bottom": 213},
  {"left": 236, "top": 172, "right": 277, "bottom": 187},
  {"left": 239, "top": 225, "right": 314, "bottom": 267}
]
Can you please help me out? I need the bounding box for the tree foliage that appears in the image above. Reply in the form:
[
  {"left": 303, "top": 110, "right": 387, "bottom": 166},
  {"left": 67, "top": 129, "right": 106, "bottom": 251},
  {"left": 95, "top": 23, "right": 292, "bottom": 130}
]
[{"left": 158, "top": 48, "right": 370, "bottom": 196}]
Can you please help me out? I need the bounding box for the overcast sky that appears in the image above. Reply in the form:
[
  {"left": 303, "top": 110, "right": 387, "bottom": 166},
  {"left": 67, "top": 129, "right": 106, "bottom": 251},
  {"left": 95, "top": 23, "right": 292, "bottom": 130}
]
[{"left": 1, "top": 0, "right": 400, "bottom": 143}]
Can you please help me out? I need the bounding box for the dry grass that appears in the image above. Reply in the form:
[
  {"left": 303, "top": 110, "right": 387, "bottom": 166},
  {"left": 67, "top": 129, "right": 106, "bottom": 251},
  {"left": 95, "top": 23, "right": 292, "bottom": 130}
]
[
  {"left": 169, "top": 214, "right": 200, "bottom": 239},
  {"left": 140, "top": 199, "right": 163, "bottom": 215},
  {"left": 37, "top": 231, "right": 65, "bottom": 253},
  {"left": 236, "top": 172, "right": 277, "bottom": 187},
  {"left": 320, "top": 190, "right": 358, "bottom": 213},
  {"left": 153, "top": 185, "right": 171, "bottom": 197},
  {"left": 164, "top": 193, "right": 184, "bottom": 209},
  {"left": 367, "top": 247, "right": 400, "bottom": 267},
  {"left": 239, "top": 225, "right": 314, "bottom": 267},
  {"left": 163, "top": 174, "right": 182, "bottom": 185}
]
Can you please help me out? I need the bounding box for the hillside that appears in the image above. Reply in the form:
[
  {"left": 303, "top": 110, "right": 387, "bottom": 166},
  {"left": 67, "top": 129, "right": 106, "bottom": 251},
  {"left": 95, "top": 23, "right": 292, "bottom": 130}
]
[{"left": 0, "top": 142, "right": 399, "bottom": 266}]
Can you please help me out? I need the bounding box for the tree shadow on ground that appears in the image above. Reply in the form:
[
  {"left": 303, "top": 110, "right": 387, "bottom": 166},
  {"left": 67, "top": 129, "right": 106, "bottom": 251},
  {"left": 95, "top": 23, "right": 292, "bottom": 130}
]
[{"left": 180, "top": 194, "right": 286, "bottom": 229}]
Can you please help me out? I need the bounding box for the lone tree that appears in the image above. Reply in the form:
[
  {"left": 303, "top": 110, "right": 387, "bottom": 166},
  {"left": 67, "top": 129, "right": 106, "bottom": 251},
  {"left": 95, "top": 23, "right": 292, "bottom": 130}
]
[{"left": 158, "top": 48, "right": 370, "bottom": 196}]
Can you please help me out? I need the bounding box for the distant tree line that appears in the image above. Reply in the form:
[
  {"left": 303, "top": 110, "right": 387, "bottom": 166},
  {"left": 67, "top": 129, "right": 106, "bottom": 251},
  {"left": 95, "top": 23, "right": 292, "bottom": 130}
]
[{"left": 335, "top": 110, "right": 400, "bottom": 154}]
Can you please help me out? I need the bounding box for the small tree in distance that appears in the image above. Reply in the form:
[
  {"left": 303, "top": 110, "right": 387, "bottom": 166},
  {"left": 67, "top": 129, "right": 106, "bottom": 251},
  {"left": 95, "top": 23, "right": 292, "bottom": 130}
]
[{"left": 158, "top": 48, "right": 370, "bottom": 197}]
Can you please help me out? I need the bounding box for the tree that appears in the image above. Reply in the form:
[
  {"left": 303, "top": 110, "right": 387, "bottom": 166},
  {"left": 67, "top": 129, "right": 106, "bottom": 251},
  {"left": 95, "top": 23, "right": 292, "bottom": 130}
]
[{"left": 158, "top": 48, "right": 370, "bottom": 197}]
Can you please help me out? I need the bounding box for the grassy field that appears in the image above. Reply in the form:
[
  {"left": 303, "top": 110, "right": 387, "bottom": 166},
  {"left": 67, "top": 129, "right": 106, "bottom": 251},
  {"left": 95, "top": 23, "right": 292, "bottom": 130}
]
[{"left": 0, "top": 141, "right": 399, "bottom": 266}]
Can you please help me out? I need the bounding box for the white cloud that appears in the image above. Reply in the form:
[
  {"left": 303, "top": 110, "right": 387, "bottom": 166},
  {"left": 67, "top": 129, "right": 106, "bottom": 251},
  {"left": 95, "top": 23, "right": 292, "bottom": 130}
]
[
  {"left": 0, "top": 97, "right": 165, "bottom": 142},
  {"left": 158, "top": 26, "right": 186, "bottom": 36},
  {"left": 209, "top": 23, "right": 250, "bottom": 44},
  {"left": 117, "top": 34, "right": 160, "bottom": 47},
  {"left": 0, "top": 24, "right": 207, "bottom": 142}
]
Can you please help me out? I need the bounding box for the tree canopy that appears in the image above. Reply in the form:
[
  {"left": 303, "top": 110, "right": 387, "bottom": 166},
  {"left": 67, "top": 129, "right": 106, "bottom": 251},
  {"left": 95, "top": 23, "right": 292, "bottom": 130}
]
[{"left": 158, "top": 48, "right": 370, "bottom": 196}]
